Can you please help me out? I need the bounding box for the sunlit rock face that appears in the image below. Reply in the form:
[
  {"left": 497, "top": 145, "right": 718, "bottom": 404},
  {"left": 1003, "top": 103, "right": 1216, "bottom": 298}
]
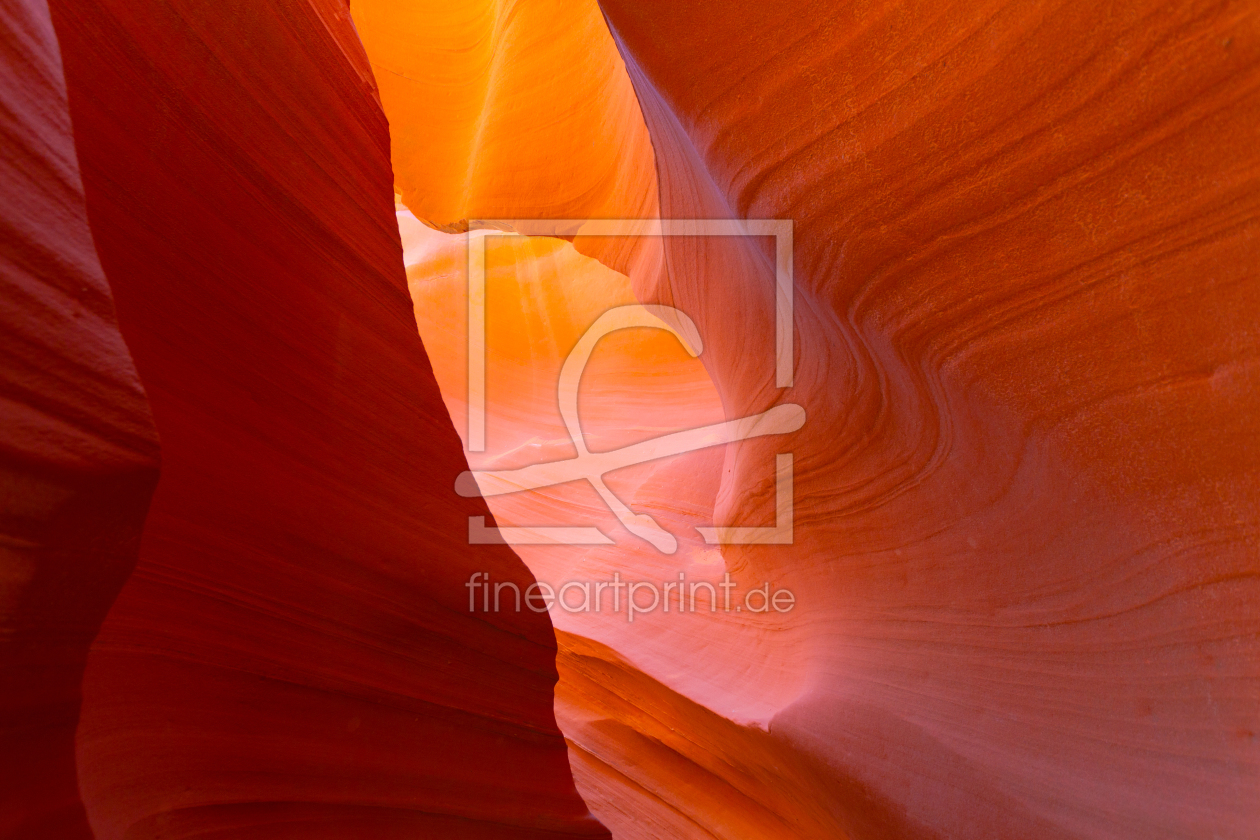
[
  {"left": 1, "top": 0, "right": 1256, "bottom": 837},
  {"left": 598, "top": 2, "right": 1260, "bottom": 836},
  {"left": 363, "top": 0, "right": 1260, "bottom": 838}
]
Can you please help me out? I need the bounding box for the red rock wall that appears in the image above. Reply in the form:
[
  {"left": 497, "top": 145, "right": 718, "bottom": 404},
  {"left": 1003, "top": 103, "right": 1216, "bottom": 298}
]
[
  {"left": 14, "top": 0, "right": 607, "bottom": 837},
  {"left": 594, "top": 1, "right": 1260, "bottom": 837},
  {"left": 6, "top": 0, "right": 1257, "bottom": 836},
  {"left": 0, "top": 1, "right": 159, "bottom": 836}
]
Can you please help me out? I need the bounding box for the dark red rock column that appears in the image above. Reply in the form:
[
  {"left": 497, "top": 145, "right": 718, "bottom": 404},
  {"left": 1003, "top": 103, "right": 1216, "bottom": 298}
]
[
  {"left": 0, "top": 1, "right": 161, "bottom": 837},
  {"left": 40, "top": 0, "right": 606, "bottom": 837}
]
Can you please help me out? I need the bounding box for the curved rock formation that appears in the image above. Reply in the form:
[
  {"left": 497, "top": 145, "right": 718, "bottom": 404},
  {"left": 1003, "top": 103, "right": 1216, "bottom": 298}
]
[
  {"left": 0, "top": 2, "right": 158, "bottom": 836},
  {"left": 355, "top": 0, "right": 655, "bottom": 225},
  {"left": 2, "top": 0, "right": 1256, "bottom": 837},
  {"left": 596, "top": 1, "right": 1260, "bottom": 836},
  {"left": 0, "top": 0, "right": 606, "bottom": 836},
  {"left": 365, "top": 0, "right": 1260, "bottom": 837}
]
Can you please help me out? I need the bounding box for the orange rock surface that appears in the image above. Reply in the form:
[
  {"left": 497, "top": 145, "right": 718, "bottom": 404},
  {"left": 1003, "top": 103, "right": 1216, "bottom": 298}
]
[
  {"left": 364, "top": 0, "right": 1260, "bottom": 837},
  {"left": 1, "top": 0, "right": 1256, "bottom": 837}
]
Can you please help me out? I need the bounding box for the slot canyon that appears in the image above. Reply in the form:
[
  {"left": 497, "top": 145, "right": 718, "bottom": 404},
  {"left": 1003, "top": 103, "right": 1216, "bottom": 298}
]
[{"left": 1, "top": 0, "right": 1257, "bottom": 838}]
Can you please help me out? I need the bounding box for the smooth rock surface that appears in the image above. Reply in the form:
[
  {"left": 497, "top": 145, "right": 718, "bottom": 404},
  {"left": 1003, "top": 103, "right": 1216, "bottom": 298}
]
[
  {"left": 0, "top": 1, "right": 158, "bottom": 836},
  {"left": 369, "top": 0, "right": 1260, "bottom": 836},
  {"left": 598, "top": 1, "right": 1260, "bottom": 836},
  {"left": 35, "top": 0, "right": 607, "bottom": 836}
]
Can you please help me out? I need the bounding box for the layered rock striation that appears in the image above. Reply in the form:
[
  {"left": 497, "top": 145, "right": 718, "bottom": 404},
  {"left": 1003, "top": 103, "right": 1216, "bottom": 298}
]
[{"left": 364, "top": 0, "right": 1260, "bottom": 837}]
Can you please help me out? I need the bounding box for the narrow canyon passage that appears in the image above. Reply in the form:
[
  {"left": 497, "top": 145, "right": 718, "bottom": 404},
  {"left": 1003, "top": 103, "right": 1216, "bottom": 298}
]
[{"left": 0, "top": 0, "right": 1255, "bottom": 838}]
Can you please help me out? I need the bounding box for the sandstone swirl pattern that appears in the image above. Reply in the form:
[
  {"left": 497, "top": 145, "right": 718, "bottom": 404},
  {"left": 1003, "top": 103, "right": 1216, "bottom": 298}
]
[
  {"left": 0, "top": 0, "right": 1255, "bottom": 838},
  {"left": 361, "top": 0, "right": 1260, "bottom": 837}
]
